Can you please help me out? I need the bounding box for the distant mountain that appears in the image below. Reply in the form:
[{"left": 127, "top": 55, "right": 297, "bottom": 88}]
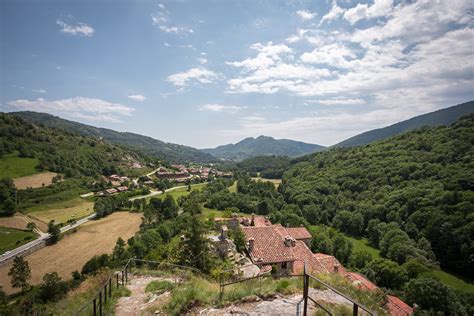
[
  {"left": 334, "top": 101, "right": 474, "bottom": 148},
  {"left": 201, "top": 135, "right": 325, "bottom": 161},
  {"left": 11, "top": 111, "right": 217, "bottom": 163}
]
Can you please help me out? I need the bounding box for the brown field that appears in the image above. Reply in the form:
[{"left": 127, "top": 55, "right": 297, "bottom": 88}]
[
  {"left": 13, "top": 172, "right": 59, "bottom": 189},
  {"left": 0, "top": 213, "right": 48, "bottom": 232},
  {"left": 0, "top": 212, "right": 142, "bottom": 294},
  {"left": 251, "top": 177, "right": 282, "bottom": 187}
]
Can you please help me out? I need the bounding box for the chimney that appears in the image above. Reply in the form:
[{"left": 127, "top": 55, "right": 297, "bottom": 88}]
[
  {"left": 291, "top": 237, "right": 296, "bottom": 247},
  {"left": 334, "top": 263, "right": 339, "bottom": 273},
  {"left": 220, "top": 225, "right": 228, "bottom": 239},
  {"left": 251, "top": 213, "right": 255, "bottom": 226},
  {"left": 248, "top": 238, "right": 255, "bottom": 252},
  {"left": 284, "top": 236, "right": 292, "bottom": 247}
]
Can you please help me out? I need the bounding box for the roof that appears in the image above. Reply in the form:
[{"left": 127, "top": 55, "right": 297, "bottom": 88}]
[
  {"left": 286, "top": 227, "right": 312, "bottom": 240},
  {"left": 313, "top": 253, "right": 346, "bottom": 275},
  {"left": 292, "top": 241, "right": 328, "bottom": 275},
  {"left": 241, "top": 226, "right": 295, "bottom": 263},
  {"left": 386, "top": 295, "right": 413, "bottom": 316},
  {"left": 345, "top": 272, "right": 378, "bottom": 291}
]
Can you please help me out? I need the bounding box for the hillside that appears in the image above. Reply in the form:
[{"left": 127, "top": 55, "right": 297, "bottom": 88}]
[
  {"left": 334, "top": 101, "right": 474, "bottom": 148},
  {"left": 202, "top": 135, "right": 325, "bottom": 161},
  {"left": 0, "top": 113, "right": 148, "bottom": 178},
  {"left": 11, "top": 111, "right": 217, "bottom": 163},
  {"left": 280, "top": 114, "right": 474, "bottom": 278}
]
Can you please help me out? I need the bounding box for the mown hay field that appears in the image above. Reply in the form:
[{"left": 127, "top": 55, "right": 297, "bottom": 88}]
[
  {"left": 0, "top": 211, "right": 142, "bottom": 294},
  {"left": 29, "top": 199, "right": 94, "bottom": 224},
  {"left": 13, "top": 172, "right": 59, "bottom": 189}
]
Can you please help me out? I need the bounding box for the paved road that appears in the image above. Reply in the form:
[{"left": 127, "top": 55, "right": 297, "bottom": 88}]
[
  {"left": 128, "top": 184, "right": 191, "bottom": 201},
  {"left": 0, "top": 213, "right": 97, "bottom": 264}
]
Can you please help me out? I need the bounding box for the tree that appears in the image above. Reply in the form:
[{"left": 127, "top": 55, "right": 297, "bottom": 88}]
[
  {"left": 26, "top": 222, "right": 36, "bottom": 232},
  {"left": 39, "top": 272, "right": 68, "bottom": 302},
  {"left": 350, "top": 251, "right": 373, "bottom": 270},
  {"left": 48, "top": 220, "right": 61, "bottom": 243},
  {"left": 113, "top": 237, "right": 126, "bottom": 260},
  {"left": 231, "top": 228, "right": 246, "bottom": 253},
  {"left": 362, "top": 259, "right": 406, "bottom": 289},
  {"left": 405, "top": 277, "right": 467, "bottom": 315},
  {"left": 8, "top": 256, "right": 31, "bottom": 292},
  {"left": 311, "top": 232, "right": 333, "bottom": 255},
  {"left": 178, "top": 216, "right": 213, "bottom": 272},
  {"left": 0, "top": 178, "right": 16, "bottom": 217},
  {"left": 161, "top": 195, "right": 179, "bottom": 219}
]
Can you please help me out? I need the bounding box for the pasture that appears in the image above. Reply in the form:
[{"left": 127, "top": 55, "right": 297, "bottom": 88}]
[
  {"left": 13, "top": 172, "right": 59, "bottom": 189},
  {"left": 28, "top": 199, "right": 94, "bottom": 224},
  {"left": 0, "top": 154, "right": 40, "bottom": 179},
  {"left": 0, "top": 227, "right": 37, "bottom": 254},
  {"left": 251, "top": 177, "right": 282, "bottom": 187},
  {"left": 0, "top": 213, "right": 48, "bottom": 232},
  {"left": 0, "top": 211, "right": 142, "bottom": 294}
]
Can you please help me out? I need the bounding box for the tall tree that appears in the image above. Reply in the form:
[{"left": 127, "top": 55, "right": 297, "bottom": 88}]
[{"left": 8, "top": 256, "right": 31, "bottom": 292}]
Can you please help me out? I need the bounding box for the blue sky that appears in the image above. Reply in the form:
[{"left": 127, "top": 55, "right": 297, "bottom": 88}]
[{"left": 1, "top": 0, "right": 473, "bottom": 148}]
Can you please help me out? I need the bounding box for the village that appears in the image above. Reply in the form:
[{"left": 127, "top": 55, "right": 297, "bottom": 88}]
[{"left": 96, "top": 164, "right": 233, "bottom": 197}]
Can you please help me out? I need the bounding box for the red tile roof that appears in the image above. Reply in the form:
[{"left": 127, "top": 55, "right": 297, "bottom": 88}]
[
  {"left": 313, "top": 253, "right": 346, "bottom": 275},
  {"left": 386, "top": 295, "right": 413, "bottom": 316},
  {"left": 345, "top": 272, "right": 378, "bottom": 291},
  {"left": 292, "top": 241, "right": 327, "bottom": 275},
  {"left": 241, "top": 226, "right": 295, "bottom": 263},
  {"left": 286, "top": 227, "right": 312, "bottom": 240}
]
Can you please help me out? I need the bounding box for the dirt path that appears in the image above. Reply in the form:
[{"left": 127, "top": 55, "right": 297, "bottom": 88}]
[{"left": 115, "top": 275, "right": 179, "bottom": 316}]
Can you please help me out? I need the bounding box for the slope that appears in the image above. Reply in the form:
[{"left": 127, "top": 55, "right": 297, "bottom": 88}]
[
  {"left": 11, "top": 111, "right": 217, "bottom": 163},
  {"left": 202, "top": 135, "right": 325, "bottom": 161},
  {"left": 334, "top": 101, "right": 474, "bottom": 148}
]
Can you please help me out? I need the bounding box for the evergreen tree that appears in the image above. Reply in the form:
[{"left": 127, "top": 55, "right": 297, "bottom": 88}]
[{"left": 8, "top": 256, "right": 31, "bottom": 292}]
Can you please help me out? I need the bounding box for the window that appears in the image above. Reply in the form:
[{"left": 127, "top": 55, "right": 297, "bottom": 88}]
[{"left": 282, "top": 262, "right": 288, "bottom": 269}]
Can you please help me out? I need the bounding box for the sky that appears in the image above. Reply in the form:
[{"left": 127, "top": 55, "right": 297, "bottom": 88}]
[{"left": 1, "top": 0, "right": 473, "bottom": 148}]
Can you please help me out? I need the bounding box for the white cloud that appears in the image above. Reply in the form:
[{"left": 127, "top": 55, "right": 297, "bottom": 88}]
[
  {"left": 300, "top": 43, "right": 356, "bottom": 68},
  {"left": 56, "top": 19, "right": 94, "bottom": 37},
  {"left": 167, "top": 67, "right": 218, "bottom": 87},
  {"left": 197, "top": 104, "right": 241, "bottom": 113},
  {"left": 8, "top": 97, "right": 134, "bottom": 123},
  {"left": 158, "top": 3, "right": 165, "bottom": 9},
  {"left": 128, "top": 94, "right": 146, "bottom": 101},
  {"left": 164, "top": 42, "right": 170, "bottom": 47},
  {"left": 226, "top": 42, "right": 293, "bottom": 71},
  {"left": 296, "top": 10, "right": 316, "bottom": 21},
  {"left": 197, "top": 57, "right": 208, "bottom": 64},
  {"left": 306, "top": 98, "right": 366, "bottom": 105},
  {"left": 152, "top": 10, "right": 193, "bottom": 34},
  {"left": 32, "top": 89, "right": 46, "bottom": 94},
  {"left": 320, "top": 0, "right": 345, "bottom": 25},
  {"left": 344, "top": 0, "right": 393, "bottom": 24}
]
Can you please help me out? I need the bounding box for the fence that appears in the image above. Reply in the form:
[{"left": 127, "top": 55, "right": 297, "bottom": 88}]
[
  {"left": 74, "top": 258, "right": 133, "bottom": 316},
  {"left": 217, "top": 261, "right": 375, "bottom": 316}
]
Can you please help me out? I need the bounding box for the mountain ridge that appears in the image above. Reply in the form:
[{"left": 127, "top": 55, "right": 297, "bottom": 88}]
[
  {"left": 201, "top": 135, "right": 325, "bottom": 161},
  {"left": 333, "top": 101, "right": 474, "bottom": 148},
  {"left": 10, "top": 111, "right": 217, "bottom": 163}
]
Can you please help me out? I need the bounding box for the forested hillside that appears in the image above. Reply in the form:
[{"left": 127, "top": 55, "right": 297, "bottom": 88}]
[
  {"left": 280, "top": 114, "right": 474, "bottom": 278},
  {"left": 334, "top": 101, "right": 474, "bottom": 148},
  {"left": 202, "top": 135, "right": 325, "bottom": 161},
  {"left": 0, "top": 113, "right": 149, "bottom": 178},
  {"left": 12, "top": 111, "right": 217, "bottom": 163}
]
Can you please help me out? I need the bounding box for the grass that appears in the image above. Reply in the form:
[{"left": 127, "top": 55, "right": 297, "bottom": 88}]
[
  {"left": 0, "top": 227, "right": 37, "bottom": 254},
  {"left": 0, "top": 153, "right": 40, "bottom": 179},
  {"left": 251, "top": 177, "right": 282, "bottom": 187},
  {"left": 432, "top": 270, "right": 474, "bottom": 294},
  {"left": 146, "top": 280, "right": 176, "bottom": 293},
  {"left": 28, "top": 199, "right": 94, "bottom": 224},
  {"left": 150, "top": 183, "right": 207, "bottom": 202},
  {"left": 229, "top": 181, "right": 237, "bottom": 193},
  {"left": 344, "top": 235, "right": 382, "bottom": 260}
]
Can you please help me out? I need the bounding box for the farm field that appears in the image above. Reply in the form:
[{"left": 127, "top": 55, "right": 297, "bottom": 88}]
[
  {"left": 0, "top": 211, "right": 142, "bottom": 294},
  {"left": 0, "top": 154, "right": 40, "bottom": 179},
  {"left": 151, "top": 183, "right": 207, "bottom": 201},
  {"left": 13, "top": 172, "right": 59, "bottom": 189},
  {"left": 0, "top": 213, "right": 48, "bottom": 232},
  {"left": 28, "top": 199, "right": 94, "bottom": 224},
  {"left": 251, "top": 177, "right": 282, "bottom": 187},
  {"left": 0, "top": 227, "right": 37, "bottom": 254}
]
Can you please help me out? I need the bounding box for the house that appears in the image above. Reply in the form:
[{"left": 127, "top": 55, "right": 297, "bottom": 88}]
[
  {"left": 105, "top": 188, "right": 118, "bottom": 195},
  {"left": 116, "top": 186, "right": 128, "bottom": 192},
  {"left": 237, "top": 216, "right": 413, "bottom": 315}
]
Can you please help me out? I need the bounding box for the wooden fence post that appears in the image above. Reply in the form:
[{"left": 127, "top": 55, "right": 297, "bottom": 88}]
[
  {"left": 303, "top": 265, "right": 309, "bottom": 316},
  {"left": 99, "top": 291, "right": 102, "bottom": 316},
  {"left": 353, "top": 304, "right": 359, "bottom": 316},
  {"left": 104, "top": 284, "right": 107, "bottom": 304},
  {"left": 122, "top": 270, "right": 124, "bottom": 285},
  {"left": 116, "top": 273, "right": 119, "bottom": 288},
  {"left": 125, "top": 267, "right": 128, "bottom": 284},
  {"left": 109, "top": 278, "right": 112, "bottom": 297},
  {"left": 93, "top": 298, "right": 97, "bottom": 316}
]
